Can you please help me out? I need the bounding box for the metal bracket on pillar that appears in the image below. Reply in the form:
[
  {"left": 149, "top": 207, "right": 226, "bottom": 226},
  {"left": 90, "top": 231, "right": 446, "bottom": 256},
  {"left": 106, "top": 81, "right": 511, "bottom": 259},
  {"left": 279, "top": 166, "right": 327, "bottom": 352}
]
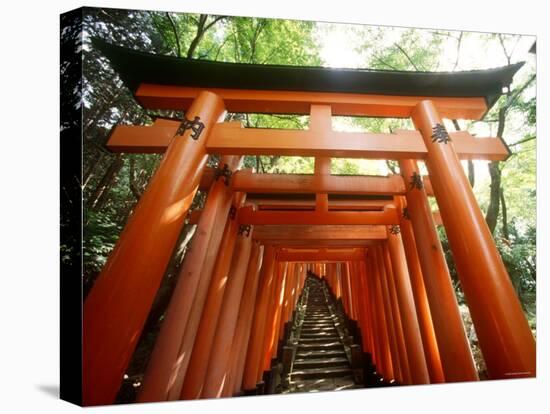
[
  {"left": 228, "top": 205, "right": 237, "bottom": 220},
  {"left": 431, "top": 123, "right": 452, "bottom": 144},
  {"left": 239, "top": 224, "right": 252, "bottom": 237},
  {"left": 389, "top": 224, "right": 401, "bottom": 235},
  {"left": 409, "top": 172, "right": 424, "bottom": 190},
  {"left": 214, "top": 163, "right": 232, "bottom": 186},
  {"left": 174, "top": 115, "right": 205, "bottom": 140},
  {"left": 402, "top": 207, "right": 410, "bottom": 220}
]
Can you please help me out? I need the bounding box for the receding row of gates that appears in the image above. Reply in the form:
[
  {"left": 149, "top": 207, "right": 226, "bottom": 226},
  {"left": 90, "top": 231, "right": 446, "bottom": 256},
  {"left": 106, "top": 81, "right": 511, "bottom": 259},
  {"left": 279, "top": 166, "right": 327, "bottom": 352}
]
[{"left": 81, "top": 40, "right": 535, "bottom": 405}]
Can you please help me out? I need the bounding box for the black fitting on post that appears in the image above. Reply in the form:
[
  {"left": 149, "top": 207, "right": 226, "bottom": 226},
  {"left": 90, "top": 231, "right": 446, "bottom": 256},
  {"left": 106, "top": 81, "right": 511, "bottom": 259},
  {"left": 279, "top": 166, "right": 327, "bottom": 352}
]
[
  {"left": 409, "top": 171, "right": 424, "bottom": 190},
  {"left": 239, "top": 224, "right": 251, "bottom": 237},
  {"left": 389, "top": 224, "right": 401, "bottom": 235},
  {"left": 214, "top": 163, "right": 232, "bottom": 186}
]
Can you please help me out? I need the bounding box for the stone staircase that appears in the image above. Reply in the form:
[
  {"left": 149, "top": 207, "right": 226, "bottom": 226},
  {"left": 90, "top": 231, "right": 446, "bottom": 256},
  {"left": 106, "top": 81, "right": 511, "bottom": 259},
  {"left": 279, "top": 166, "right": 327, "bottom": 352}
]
[
  {"left": 260, "top": 273, "right": 394, "bottom": 395},
  {"left": 286, "top": 277, "right": 357, "bottom": 392}
]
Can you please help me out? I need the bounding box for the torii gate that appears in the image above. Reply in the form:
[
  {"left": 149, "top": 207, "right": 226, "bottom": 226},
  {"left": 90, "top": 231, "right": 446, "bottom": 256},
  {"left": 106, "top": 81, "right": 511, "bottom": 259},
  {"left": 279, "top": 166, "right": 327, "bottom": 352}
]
[{"left": 82, "top": 39, "right": 535, "bottom": 405}]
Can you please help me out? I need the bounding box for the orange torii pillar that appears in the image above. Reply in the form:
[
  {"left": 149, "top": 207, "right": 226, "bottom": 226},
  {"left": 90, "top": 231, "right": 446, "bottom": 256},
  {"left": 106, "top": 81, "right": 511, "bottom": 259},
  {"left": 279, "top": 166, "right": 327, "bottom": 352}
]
[
  {"left": 349, "top": 263, "right": 363, "bottom": 324},
  {"left": 224, "top": 243, "right": 264, "bottom": 397},
  {"left": 261, "top": 262, "right": 289, "bottom": 373},
  {"left": 399, "top": 158, "right": 477, "bottom": 382},
  {"left": 399, "top": 212, "right": 445, "bottom": 383},
  {"left": 338, "top": 263, "right": 349, "bottom": 314},
  {"left": 357, "top": 260, "right": 375, "bottom": 355},
  {"left": 368, "top": 253, "right": 394, "bottom": 380},
  {"left": 412, "top": 101, "right": 536, "bottom": 378},
  {"left": 278, "top": 263, "right": 296, "bottom": 341},
  {"left": 281, "top": 264, "right": 299, "bottom": 337},
  {"left": 371, "top": 247, "right": 405, "bottom": 383},
  {"left": 365, "top": 258, "right": 382, "bottom": 371},
  {"left": 334, "top": 264, "right": 343, "bottom": 299},
  {"left": 180, "top": 193, "right": 246, "bottom": 399},
  {"left": 342, "top": 263, "right": 356, "bottom": 319},
  {"left": 83, "top": 91, "right": 225, "bottom": 405},
  {"left": 380, "top": 245, "right": 412, "bottom": 384},
  {"left": 242, "top": 246, "right": 277, "bottom": 392},
  {"left": 138, "top": 155, "right": 241, "bottom": 403},
  {"left": 297, "top": 264, "right": 306, "bottom": 305},
  {"left": 159, "top": 193, "right": 245, "bottom": 400},
  {"left": 201, "top": 226, "right": 256, "bottom": 398},
  {"left": 329, "top": 263, "right": 340, "bottom": 298},
  {"left": 355, "top": 260, "right": 375, "bottom": 354},
  {"left": 348, "top": 263, "right": 362, "bottom": 321},
  {"left": 386, "top": 227, "right": 430, "bottom": 384}
]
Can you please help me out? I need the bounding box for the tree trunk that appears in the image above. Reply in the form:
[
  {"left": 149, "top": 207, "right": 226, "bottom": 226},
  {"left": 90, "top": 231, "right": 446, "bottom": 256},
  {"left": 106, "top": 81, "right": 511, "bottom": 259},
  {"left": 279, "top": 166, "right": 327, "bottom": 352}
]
[
  {"left": 500, "top": 187, "right": 509, "bottom": 241},
  {"left": 452, "top": 119, "right": 475, "bottom": 188},
  {"left": 467, "top": 160, "right": 475, "bottom": 188},
  {"left": 129, "top": 157, "right": 143, "bottom": 200},
  {"left": 186, "top": 15, "right": 207, "bottom": 58},
  {"left": 485, "top": 105, "right": 507, "bottom": 235},
  {"left": 83, "top": 151, "right": 105, "bottom": 188},
  {"left": 86, "top": 154, "right": 124, "bottom": 211},
  {"left": 485, "top": 161, "right": 501, "bottom": 235}
]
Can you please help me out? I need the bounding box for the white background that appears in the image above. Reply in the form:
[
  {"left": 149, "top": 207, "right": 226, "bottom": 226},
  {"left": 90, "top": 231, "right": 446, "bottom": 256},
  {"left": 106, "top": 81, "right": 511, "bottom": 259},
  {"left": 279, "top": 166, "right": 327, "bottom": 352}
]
[{"left": 0, "top": 0, "right": 547, "bottom": 412}]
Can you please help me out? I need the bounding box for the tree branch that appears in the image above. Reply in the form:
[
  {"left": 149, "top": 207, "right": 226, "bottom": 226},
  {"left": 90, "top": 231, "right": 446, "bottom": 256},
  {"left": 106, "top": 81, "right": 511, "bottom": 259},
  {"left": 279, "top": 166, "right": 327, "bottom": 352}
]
[
  {"left": 452, "top": 32, "right": 463, "bottom": 71},
  {"left": 372, "top": 55, "right": 399, "bottom": 70},
  {"left": 505, "top": 74, "right": 536, "bottom": 111},
  {"left": 498, "top": 34, "right": 512, "bottom": 65},
  {"left": 166, "top": 12, "right": 181, "bottom": 57},
  {"left": 203, "top": 16, "right": 225, "bottom": 32},
  {"left": 393, "top": 43, "right": 420, "bottom": 71},
  {"left": 508, "top": 135, "right": 535, "bottom": 147}
]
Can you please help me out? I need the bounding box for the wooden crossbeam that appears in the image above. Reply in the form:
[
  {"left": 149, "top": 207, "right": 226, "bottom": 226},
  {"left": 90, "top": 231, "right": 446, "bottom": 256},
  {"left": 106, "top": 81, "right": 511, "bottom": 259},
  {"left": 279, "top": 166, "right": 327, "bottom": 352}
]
[
  {"left": 277, "top": 247, "right": 366, "bottom": 262},
  {"left": 253, "top": 224, "right": 387, "bottom": 241},
  {"left": 106, "top": 118, "right": 180, "bottom": 153},
  {"left": 232, "top": 169, "right": 406, "bottom": 195},
  {"left": 192, "top": 203, "right": 443, "bottom": 226},
  {"left": 207, "top": 124, "right": 510, "bottom": 161},
  {"left": 237, "top": 205, "right": 399, "bottom": 225},
  {"left": 106, "top": 121, "right": 509, "bottom": 161},
  {"left": 135, "top": 84, "right": 489, "bottom": 119}
]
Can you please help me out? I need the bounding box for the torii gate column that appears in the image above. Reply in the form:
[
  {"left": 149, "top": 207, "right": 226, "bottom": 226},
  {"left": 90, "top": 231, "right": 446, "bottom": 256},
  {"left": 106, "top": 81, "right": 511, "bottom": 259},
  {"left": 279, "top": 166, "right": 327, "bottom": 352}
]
[
  {"left": 411, "top": 100, "right": 536, "bottom": 379},
  {"left": 83, "top": 91, "right": 225, "bottom": 405}
]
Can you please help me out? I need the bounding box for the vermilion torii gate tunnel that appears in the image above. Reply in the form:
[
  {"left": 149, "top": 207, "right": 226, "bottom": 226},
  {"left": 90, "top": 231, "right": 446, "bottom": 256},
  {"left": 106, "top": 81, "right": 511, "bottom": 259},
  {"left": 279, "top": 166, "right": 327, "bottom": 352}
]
[{"left": 83, "top": 39, "right": 536, "bottom": 405}]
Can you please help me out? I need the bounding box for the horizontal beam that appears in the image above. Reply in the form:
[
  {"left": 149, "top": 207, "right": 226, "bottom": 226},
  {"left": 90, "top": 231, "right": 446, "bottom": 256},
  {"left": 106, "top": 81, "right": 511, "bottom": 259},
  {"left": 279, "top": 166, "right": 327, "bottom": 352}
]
[
  {"left": 106, "top": 118, "right": 180, "bottom": 153},
  {"left": 106, "top": 122, "right": 508, "bottom": 162},
  {"left": 277, "top": 247, "right": 366, "bottom": 262},
  {"left": 253, "top": 224, "right": 387, "bottom": 241},
  {"left": 249, "top": 198, "right": 393, "bottom": 210},
  {"left": 238, "top": 205, "right": 399, "bottom": 225},
  {"left": 207, "top": 124, "right": 509, "bottom": 161},
  {"left": 265, "top": 240, "right": 381, "bottom": 247},
  {"left": 232, "top": 169, "right": 406, "bottom": 195},
  {"left": 135, "top": 84, "right": 489, "bottom": 119}
]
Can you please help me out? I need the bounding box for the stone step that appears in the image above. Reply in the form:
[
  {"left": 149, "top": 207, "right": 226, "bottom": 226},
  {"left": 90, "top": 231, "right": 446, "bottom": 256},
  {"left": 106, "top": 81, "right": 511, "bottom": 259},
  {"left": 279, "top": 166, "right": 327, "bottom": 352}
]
[
  {"left": 298, "top": 336, "right": 340, "bottom": 344},
  {"left": 302, "top": 320, "right": 333, "bottom": 325},
  {"left": 297, "top": 341, "right": 344, "bottom": 351},
  {"left": 290, "top": 376, "right": 357, "bottom": 392},
  {"left": 300, "top": 330, "right": 338, "bottom": 337},
  {"left": 301, "top": 322, "right": 334, "bottom": 328},
  {"left": 290, "top": 365, "right": 352, "bottom": 381},
  {"left": 303, "top": 318, "right": 332, "bottom": 322},
  {"left": 293, "top": 357, "right": 349, "bottom": 369},
  {"left": 295, "top": 349, "right": 346, "bottom": 359}
]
